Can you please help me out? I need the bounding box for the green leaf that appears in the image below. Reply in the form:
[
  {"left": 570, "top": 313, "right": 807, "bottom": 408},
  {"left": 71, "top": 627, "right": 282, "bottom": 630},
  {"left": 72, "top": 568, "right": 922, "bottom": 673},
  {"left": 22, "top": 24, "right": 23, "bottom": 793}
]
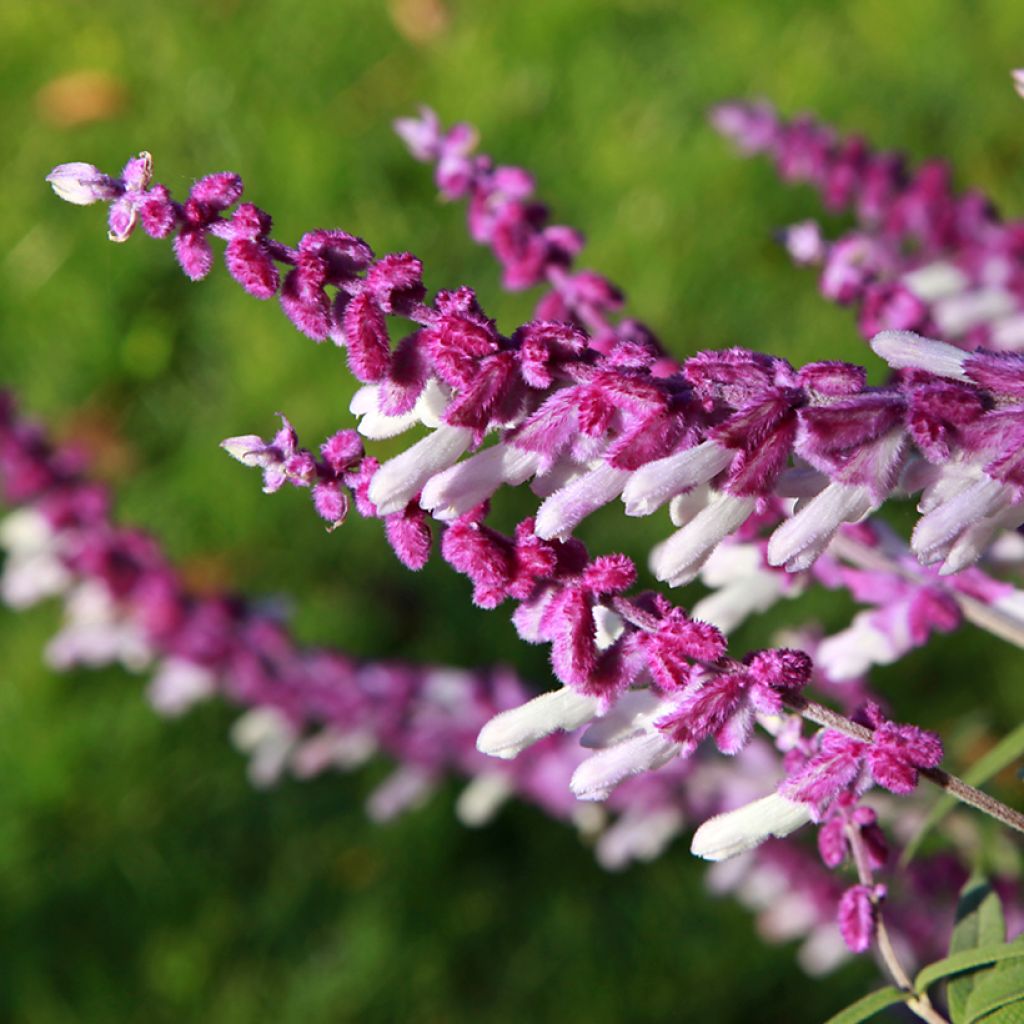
[
  {"left": 915, "top": 943, "right": 1024, "bottom": 994},
  {"left": 964, "top": 943, "right": 1024, "bottom": 1023},
  {"left": 901, "top": 721, "right": 1024, "bottom": 866},
  {"left": 822, "top": 986, "right": 907, "bottom": 1024},
  {"left": 974, "top": 997, "right": 1024, "bottom": 1023},
  {"left": 948, "top": 877, "right": 1007, "bottom": 1022}
]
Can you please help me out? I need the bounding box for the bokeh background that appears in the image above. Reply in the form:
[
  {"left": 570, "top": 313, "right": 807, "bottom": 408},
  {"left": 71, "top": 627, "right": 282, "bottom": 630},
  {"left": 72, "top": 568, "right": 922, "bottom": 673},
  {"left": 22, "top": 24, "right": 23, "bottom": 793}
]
[{"left": 3, "top": 2, "right": 1024, "bottom": 1021}]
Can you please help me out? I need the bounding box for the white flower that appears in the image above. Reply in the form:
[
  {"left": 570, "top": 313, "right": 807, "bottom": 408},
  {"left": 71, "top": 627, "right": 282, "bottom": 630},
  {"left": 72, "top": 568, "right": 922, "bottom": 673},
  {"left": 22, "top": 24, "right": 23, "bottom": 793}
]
[
  {"left": 690, "top": 792, "right": 813, "bottom": 861},
  {"left": 368, "top": 425, "right": 474, "bottom": 516},
  {"left": 870, "top": 330, "right": 970, "bottom": 381},
  {"left": 650, "top": 492, "right": 756, "bottom": 586},
  {"left": 476, "top": 687, "right": 599, "bottom": 760}
]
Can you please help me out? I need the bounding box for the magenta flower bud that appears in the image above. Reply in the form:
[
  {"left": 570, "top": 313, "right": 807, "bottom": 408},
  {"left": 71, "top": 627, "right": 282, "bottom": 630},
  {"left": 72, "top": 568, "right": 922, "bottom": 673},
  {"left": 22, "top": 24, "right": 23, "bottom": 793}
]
[
  {"left": 490, "top": 165, "right": 535, "bottom": 200},
  {"left": 312, "top": 480, "right": 348, "bottom": 528},
  {"left": 46, "top": 162, "right": 121, "bottom": 205},
  {"left": 744, "top": 648, "right": 812, "bottom": 689},
  {"left": 866, "top": 720, "right": 942, "bottom": 793},
  {"left": 320, "top": 430, "right": 363, "bottom": 473},
  {"left": 797, "top": 361, "right": 867, "bottom": 396},
  {"left": 174, "top": 228, "right": 214, "bottom": 281},
  {"left": 709, "top": 100, "right": 779, "bottom": 154},
  {"left": 190, "top": 171, "right": 243, "bottom": 209},
  {"left": 280, "top": 254, "right": 332, "bottom": 340},
  {"left": 300, "top": 229, "right": 374, "bottom": 281},
  {"left": 837, "top": 884, "right": 877, "bottom": 953},
  {"left": 817, "top": 817, "right": 847, "bottom": 868},
  {"left": 139, "top": 185, "right": 177, "bottom": 238},
  {"left": 385, "top": 505, "right": 432, "bottom": 570},
  {"left": 224, "top": 204, "right": 279, "bottom": 299},
  {"left": 365, "top": 252, "right": 425, "bottom": 315},
  {"left": 581, "top": 553, "right": 636, "bottom": 595},
  {"left": 342, "top": 292, "right": 391, "bottom": 382},
  {"left": 120, "top": 152, "right": 154, "bottom": 192},
  {"left": 516, "top": 321, "right": 587, "bottom": 389}
]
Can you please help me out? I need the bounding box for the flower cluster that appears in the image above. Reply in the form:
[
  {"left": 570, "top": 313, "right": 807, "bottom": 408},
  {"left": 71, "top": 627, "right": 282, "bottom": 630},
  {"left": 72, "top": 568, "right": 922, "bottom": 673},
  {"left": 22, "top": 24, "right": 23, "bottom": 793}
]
[
  {"left": 3, "top": 390, "right": 1008, "bottom": 975},
  {"left": 41, "top": 96, "right": 1024, "bottom": 996},
  {"left": 711, "top": 98, "right": 1024, "bottom": 351}
]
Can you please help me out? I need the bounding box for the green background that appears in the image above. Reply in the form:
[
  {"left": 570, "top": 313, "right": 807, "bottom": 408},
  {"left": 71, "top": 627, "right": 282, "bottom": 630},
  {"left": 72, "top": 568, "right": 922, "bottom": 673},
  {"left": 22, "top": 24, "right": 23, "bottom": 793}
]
[{"left": 2, "top": 1, "right": 1023, "bottom": 1020}]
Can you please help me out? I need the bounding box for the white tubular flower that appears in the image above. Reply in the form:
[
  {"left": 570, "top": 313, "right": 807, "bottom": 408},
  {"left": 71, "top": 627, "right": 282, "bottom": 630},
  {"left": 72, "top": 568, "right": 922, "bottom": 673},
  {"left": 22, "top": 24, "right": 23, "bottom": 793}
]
[
  {"left": 230, "top": 707, "right": 299, "bottom": 788},
  {"left": 291, "top": 728, "right": 377, "bottom": 778},
  {"left": 692, "top": 573, "right": 789, "bottom": 635},
  {"left": 621, "top": 439, "right": 734, "bottom": 517},
  {"left": 668, "top": 483, "right": 712, "bottom": 527},
  {"left": 455, "top": 772, "right": 513, "bottom": 827},
  {"left": 420, "top": 442, "right": 542, "bottom": 520},
  {"left": 595, "top": 807, "right": 686, "bottom": 871},
  {"left": 592, "top": 603, "right": 625, "bottom": 651},
  {"left": 44, "top": 580, "right": 152, "bottom": 672},
  {"left": 815, "top": 613, "right": 901, "bottom": 681},
  {"left": 767, "top": 483, "right": 874, "bottom": 571},
  {"left": 579, "top": 689, "right": 664, "bottom": 750},
  {"left": 368, "top": 425, "right": 474, "bottom": 516},
  {"left": 938, "top": 503, "right": 1024, "bottom": 575},
  {"left": 535, "top": 462, "right": 632, "bottom": 541},
  {"left": 650, "top": 492, "right": 757, "bottom": 587},
  {"left": 570, "top": 730, "right": 681, "bottom": 802},
  {"left": 870, "top": 329, "right": 970, "bottom": 381},
  {"left": 350, "top": 378, "right": 449, "bottom": 440},
  {"left": 690, "top": 792, "right": 813, "bottom": 861},
  {"left": 901, "top": 261, "right": 969, "bottom": 302},
  {"left": 146, "top": 657, "right": 218, "bottom": 716},
  {"left": 912, "top": 474, "right": 1016, "bottom": 568},
  {"left": 476, "top": 687, "right": 600, "bottom": 759},
  {"left": 0, "top": 508, "right": 71, "bottom": 608},
  {"left": 933, "top": 287, "right": 1016, "bottom": 337},
  {"left": 366, "top": 765, "right": 435, "bottom": 823}
]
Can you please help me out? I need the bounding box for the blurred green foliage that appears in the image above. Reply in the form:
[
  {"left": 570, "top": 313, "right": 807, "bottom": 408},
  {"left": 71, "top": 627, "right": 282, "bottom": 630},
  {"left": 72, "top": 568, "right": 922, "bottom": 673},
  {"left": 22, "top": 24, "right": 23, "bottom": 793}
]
[{"left": 2, "top": 1, "right": 1024, "bottom": 1020}]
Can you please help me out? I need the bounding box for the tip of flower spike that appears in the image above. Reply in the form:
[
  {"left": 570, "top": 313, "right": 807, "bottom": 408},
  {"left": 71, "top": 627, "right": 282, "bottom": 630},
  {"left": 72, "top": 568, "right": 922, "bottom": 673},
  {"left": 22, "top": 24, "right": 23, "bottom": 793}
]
[
  {"left": 1013, "top": 69, "right": 1024, "bottom": 100},
  {"left": 220, "top": 434, "right": 270, "bottom": 467},
  {"left": 690, "top": 793, "right": 813, "bottom": 861},
  {"left": 46, "top": 162, "right": 121, "bottom": 205}
]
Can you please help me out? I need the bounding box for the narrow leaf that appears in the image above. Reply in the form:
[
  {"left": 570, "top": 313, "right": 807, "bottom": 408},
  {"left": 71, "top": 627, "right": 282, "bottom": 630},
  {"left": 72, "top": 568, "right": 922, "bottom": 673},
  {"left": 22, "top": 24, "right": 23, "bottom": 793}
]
[
  {"left": 901, "top": 721, "right": 1024, "bottom": 865},
  {"left": 915, "top": 943, "right": 1024, "bottom": 994},
  {"left": 964, "top": 938, "right": 1024, "bottom": 1024},
  {"left": 972, "top": 997, "right": 1024, "bottom": 1023},
  {"left": 965, "top": 972, "right": 1024, "bottom": 1023},
  {"left": 948, "top": 876, "right": 1007, "bottom": 1022},
  {"left": 823, "top": 986, "right": 907, "bottom": 1024}
]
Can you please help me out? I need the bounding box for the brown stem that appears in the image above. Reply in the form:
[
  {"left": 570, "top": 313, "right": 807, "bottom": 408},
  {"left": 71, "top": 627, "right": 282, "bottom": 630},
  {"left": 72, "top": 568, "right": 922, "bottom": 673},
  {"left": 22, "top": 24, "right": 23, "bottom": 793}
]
[
  {"left": 845, "top": 821, "right": 949, "bottom": 1024},
  {"left": 783, "top": 695, "right": 1024, "bottom": 835}
]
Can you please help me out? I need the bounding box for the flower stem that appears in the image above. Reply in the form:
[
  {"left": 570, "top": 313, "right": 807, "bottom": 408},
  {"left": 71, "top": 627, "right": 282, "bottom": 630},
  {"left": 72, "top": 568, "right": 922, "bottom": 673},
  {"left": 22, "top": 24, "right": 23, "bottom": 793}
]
[
  {"left": 846, "top": 822, "right": 949, "bottom": 1024},
  {"left": 784, "top": 695, "right": 1024, "bottom": 835}
]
